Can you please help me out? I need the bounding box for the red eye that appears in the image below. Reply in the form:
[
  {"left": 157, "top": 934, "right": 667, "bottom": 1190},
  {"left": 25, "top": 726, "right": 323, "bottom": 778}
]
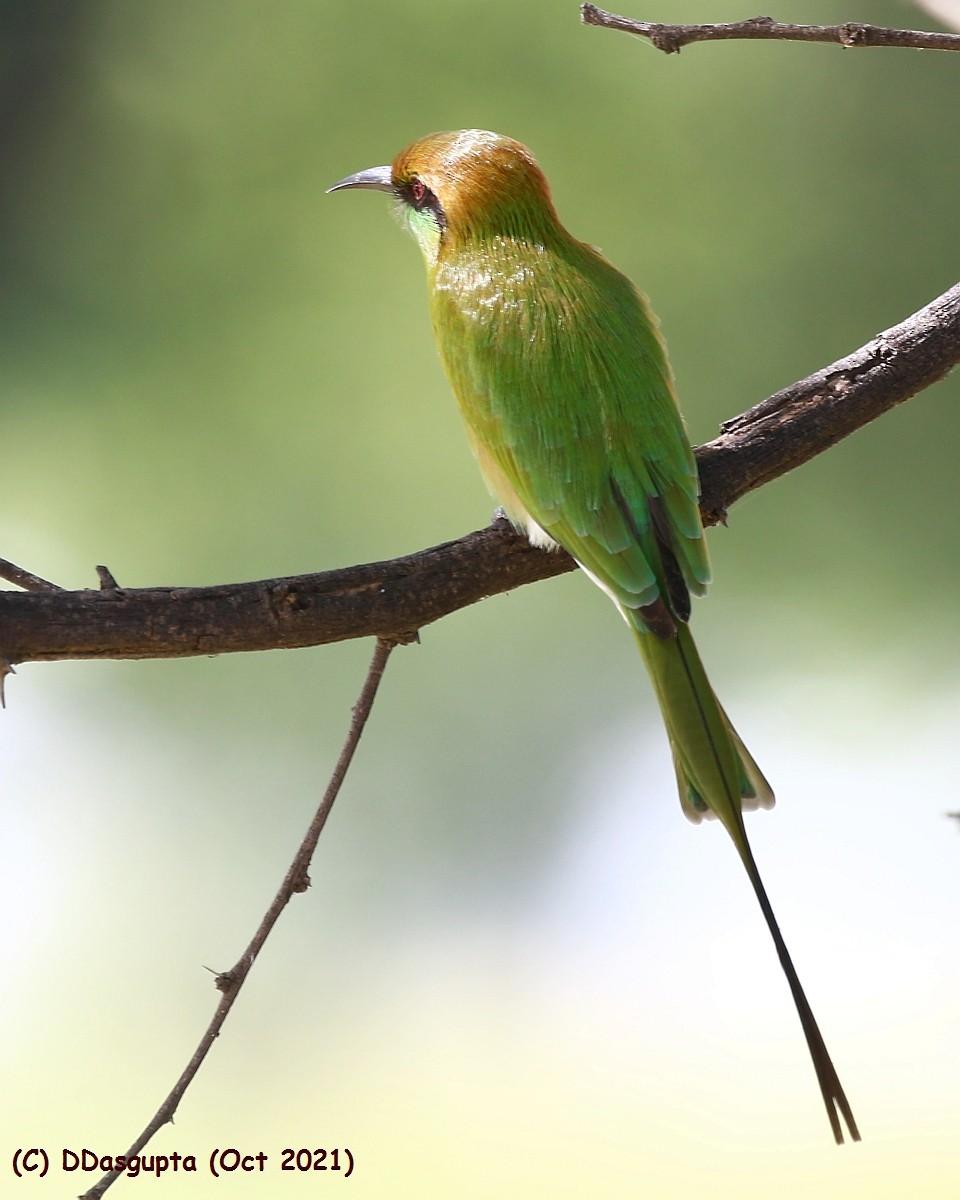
[{"left": 405, "top": 177, "right": 446, "bottom": 230}]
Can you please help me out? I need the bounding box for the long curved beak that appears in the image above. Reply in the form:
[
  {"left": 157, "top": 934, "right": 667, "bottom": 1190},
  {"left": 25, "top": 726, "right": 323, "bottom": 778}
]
[{"left": 326, "top": 165, "right": 394, "bottom": 194}]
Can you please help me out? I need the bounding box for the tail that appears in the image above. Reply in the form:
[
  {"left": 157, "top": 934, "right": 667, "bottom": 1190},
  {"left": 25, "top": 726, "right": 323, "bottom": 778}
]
[{"left": 633, "top": 618, "right": 860, "bottom": 1145}]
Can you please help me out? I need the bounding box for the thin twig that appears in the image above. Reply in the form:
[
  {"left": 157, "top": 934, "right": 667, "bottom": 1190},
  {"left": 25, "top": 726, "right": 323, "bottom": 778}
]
[
  {"left": 0, "top": 555, "right": 61, "bottom": 592},
  {"left": 78, "top": 636, "right": 402, "bottom": 1200},
  {"left": 580, "top": 6, "right": 960, "bottom": 53},
  {"left": 2, "top": 280, "right": 957, "bottom": 667}
]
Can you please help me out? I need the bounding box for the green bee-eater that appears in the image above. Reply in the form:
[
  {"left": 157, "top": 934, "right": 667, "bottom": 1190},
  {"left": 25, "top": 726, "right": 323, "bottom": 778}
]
[{"left": 330, "top": 129, "right": 859, "bottom": 1144}]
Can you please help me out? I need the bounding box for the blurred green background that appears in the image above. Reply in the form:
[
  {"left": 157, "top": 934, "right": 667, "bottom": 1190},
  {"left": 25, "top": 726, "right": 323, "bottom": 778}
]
[{"left": 2, "top": 1, "right": 959, "bottom": 1196}]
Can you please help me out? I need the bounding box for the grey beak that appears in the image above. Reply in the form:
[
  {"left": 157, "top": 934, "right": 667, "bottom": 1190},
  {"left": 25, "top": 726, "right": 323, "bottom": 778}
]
[{"left": 326, "top": 165, "right": 394, "bottom": 194}]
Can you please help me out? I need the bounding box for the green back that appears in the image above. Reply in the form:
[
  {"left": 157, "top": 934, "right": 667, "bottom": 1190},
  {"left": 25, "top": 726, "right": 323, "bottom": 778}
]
[{"left": 429, "top": 226, "right": 710, "bottom": 622}]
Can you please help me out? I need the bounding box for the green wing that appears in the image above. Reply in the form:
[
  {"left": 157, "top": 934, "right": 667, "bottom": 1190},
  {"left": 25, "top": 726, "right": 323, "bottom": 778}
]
[
  {"left": 430, "top": 231, "right": 709, "bottom": 628},
  {"left": 427, "top": 213, "right": 863, "bottom": 1146}
]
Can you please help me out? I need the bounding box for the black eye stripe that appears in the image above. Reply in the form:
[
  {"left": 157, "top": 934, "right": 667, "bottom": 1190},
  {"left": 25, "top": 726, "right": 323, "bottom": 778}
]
[{"left": 401, "top": 178, "right": 447, "bottom": 231}]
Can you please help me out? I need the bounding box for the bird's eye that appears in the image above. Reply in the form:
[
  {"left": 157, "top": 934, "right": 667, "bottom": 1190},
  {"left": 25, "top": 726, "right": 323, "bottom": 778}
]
[{"left": 402, "top": 177, "right": 446, "bottom": 231}]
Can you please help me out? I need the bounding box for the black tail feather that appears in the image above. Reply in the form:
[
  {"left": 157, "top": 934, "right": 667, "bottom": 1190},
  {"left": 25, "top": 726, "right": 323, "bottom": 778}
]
[{"left": 741, "top": 844, "right": 861, "bottom": 1144}]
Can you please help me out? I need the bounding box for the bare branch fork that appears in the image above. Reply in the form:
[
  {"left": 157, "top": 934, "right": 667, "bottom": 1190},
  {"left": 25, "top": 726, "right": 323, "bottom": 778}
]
[
  {"left": 2, "top": 281, "right": 959, "bottom": 666},
  {"left": 77, "top": 636, "right": 400, "bottom": 1200},
  {"left": 580, "top": 6, "right": 960, "bottom": 53}
]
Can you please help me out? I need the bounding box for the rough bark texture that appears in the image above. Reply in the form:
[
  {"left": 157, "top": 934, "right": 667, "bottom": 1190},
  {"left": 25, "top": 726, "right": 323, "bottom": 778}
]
[{"left": 2, "top": 282, "right": 958, "bottom": 665}]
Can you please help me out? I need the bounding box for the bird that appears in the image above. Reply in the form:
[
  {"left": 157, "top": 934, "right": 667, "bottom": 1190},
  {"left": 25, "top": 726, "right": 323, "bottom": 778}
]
[{"left": 329, "top": 129, "right": 859, "bottom": 1144}]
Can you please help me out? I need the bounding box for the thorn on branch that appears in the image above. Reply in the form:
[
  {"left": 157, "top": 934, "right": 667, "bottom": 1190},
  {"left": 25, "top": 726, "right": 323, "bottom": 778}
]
[
  {"left": 839, "top": 23, "right": 868, "bottom": 48},
  {"left": 648, "top": 26, "right": 683, "bottom": 55},
  {"left": 0, "top": 660, "right": 14, "bottom": 708},
  {"left": 389, "top": 630, "right": 421, "bottom": 647},
  {"left": 97, "top": 564, "right": 122, "bottom": 591},
  {"left": 214, "top": 969, "right": 239, "bottom": 995}
]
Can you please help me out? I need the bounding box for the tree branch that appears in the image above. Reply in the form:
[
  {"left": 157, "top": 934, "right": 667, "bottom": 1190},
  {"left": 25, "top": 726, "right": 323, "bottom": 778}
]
[
  {"left": 1, "top": 281, "right": 958, "bottom": 667},
  {"left": 580, "top": 6, "right": 960, "bottom": 53},
  {"left": 697, "top": 281, "right": 960, "bottom": 523},
  {"left": 78, "top": 636, "right": 398, "bottom": 1200},
  {"left": 0, "top": 555, "right": 61, "bottom": 593}
]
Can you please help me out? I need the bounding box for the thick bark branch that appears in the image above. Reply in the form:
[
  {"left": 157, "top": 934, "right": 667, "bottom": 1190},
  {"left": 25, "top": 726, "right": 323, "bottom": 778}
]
[
  {"left": 2, "top": 282, "right": 958, "bottom": 666},
  {"left": 580, "top": 6, "right": 960, "bottom": 53},
  {"left": 697, "top": 281, "right": 960, "bottom": 522}
]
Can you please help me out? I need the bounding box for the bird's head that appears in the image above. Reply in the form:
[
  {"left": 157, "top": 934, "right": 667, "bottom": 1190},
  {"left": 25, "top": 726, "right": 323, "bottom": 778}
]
[{"left": 328, "top": 130, "right": 561, "bottom": 263}]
